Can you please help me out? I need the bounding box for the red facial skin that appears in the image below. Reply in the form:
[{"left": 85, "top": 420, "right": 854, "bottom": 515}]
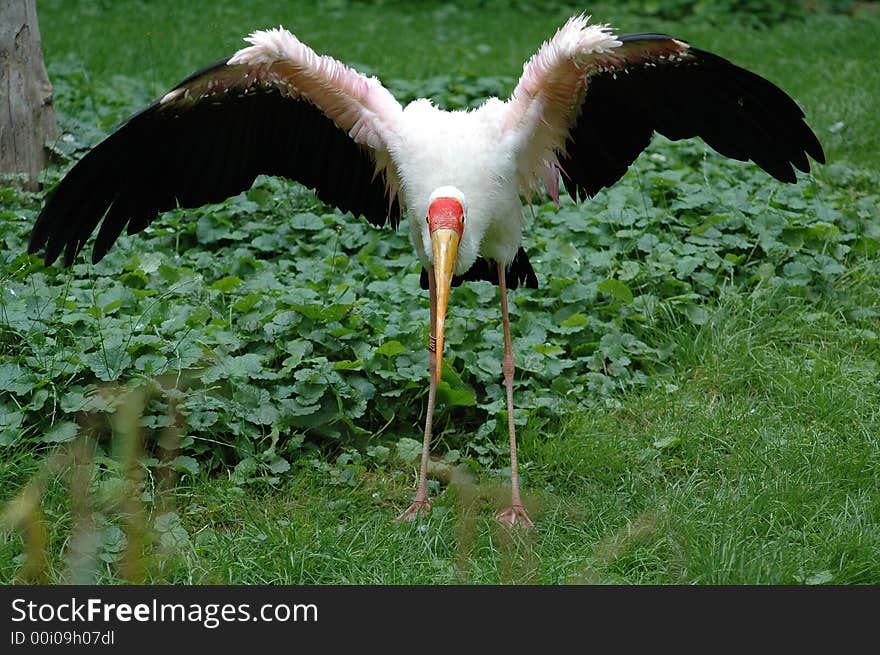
[{"left": 427, "top": 198, "right": 464, "bottom": 237}]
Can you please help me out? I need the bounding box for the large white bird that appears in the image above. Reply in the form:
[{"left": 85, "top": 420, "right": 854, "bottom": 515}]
[{"left": 29, "top": 15, "right": 824, "bottom": 526}]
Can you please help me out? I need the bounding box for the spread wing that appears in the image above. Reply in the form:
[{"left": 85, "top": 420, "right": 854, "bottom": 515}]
[
  {"left": 29, "top": 27, "right": 404, "bottom": 266},
  {"left": 503, "top": 15, "right": 824, "bottom": 204}
]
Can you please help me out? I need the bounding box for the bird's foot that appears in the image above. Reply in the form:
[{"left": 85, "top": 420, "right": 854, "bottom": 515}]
[
  {"left": 496, "top": 504, "right": 534, "bottom": 528},
  {"left": 393, "top": 497, "right": 431, "bottom": 523}
]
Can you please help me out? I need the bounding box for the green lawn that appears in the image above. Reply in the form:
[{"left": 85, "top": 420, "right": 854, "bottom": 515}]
[
  {"left": 1, "top": 2, "right": 878, "bottom": 584},
  {"left": 4, "top": 276, "right": 878, "bottom": 583}
]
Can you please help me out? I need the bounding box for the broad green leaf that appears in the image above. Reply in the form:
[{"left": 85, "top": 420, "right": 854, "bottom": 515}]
[
  {"left": 158, "top": 263, "right": 181, "bottom": 283},
  {"left": 154, "top": 511, "right": 191, "bottom": 550},
  {"left": 598, "top": 278, "right": 634, "bottom": 304},
  {"left": 0, "top": 364, "right": 38, "bottom": 395},
  {"left": 437, "top": 380, "right": 476, "bottom": 407},
  {"left": 534, "top": 343, "right": 564, "bottom": 356},
  {"left": 376, "top": 340, "right": 407, "bottom": 357},
  {"left": 637, "top": 233, "right": 660, "bottom": 252},
  {"left": 267, "top": 456, "right": 290, "bottom": 474},
  {"left": 232, "top": 293, "right": 262, "bottom": 313},
  {"left": 290, "top": 212, "right": 323, "bottom": 231},
  {"left": 172, "top": 455, "right": 200, "bottom": 476},
  {"left": 42, "top": 421, "right": 80, "bottom": 443},
  {"left": 0, "top": 409, "right": 24, "bottom": 446},
  {"left": 210, "top": 275, "right": 243, "bottom": 292},
  {"left": 333, "top": 359, "right": 362, "bottom": 371},
  {"left": 684, "top": 303, "right": 709, "bottom": 325},
  {"left": 232, "top": 457, "right": 260, "bottom": 483},
  {"left": 395, "top": 437, "right": 422, "bottom": 464},
  {"left": 137, "top": 251, "right": 163, "bottom": 274},
  {"left": 366, "top": 445, "right": 390, "bottom": 463}
]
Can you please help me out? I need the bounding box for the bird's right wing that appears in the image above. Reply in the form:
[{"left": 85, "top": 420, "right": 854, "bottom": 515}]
[{"left": 29, "top": 27, "right": 404, "bottom": 267}]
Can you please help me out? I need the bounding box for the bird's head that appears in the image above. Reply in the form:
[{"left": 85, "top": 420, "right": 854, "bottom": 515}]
[{"left": 426, "top": 185, "right": 467, "bottom": 378}]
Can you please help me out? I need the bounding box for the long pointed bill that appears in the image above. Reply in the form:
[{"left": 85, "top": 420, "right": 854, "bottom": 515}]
[{"left": 431, "top": 228, "right": 459, "bottom": 380}]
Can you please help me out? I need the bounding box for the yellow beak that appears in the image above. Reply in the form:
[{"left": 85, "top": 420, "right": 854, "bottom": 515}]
[{"left": 431, "top": 228, "right": 460, "bottom": 380}]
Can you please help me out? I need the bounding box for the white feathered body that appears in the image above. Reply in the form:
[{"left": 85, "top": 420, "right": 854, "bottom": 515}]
[
  {"left": 227, "top": 15, "right": 624, "bottom": 276},
  {"left": 391, "top": 98, "right": 525, "bottom": 273}
]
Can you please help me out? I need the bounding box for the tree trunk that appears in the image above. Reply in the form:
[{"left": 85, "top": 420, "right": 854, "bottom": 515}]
[{"left": 0, "top": 0, "right": 57, "bottom": 191}]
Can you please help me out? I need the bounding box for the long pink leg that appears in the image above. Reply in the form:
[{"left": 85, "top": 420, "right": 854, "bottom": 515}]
[
  {"left": 495, "top": 263, "right": 534, "bottom": 527},
  {"left": 395, "top": 268, "right": 438, "bottom": 522}
]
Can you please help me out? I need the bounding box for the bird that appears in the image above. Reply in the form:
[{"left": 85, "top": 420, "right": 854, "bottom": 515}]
[{"left": 27, "top": 14, "right": 824, "bottom": 527}]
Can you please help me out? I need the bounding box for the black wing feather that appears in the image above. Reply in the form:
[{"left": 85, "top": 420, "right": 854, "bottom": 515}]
[
  {"left": 560, "top": 33, "right": 825, "bottom": 200},
  {"left": 29, "top": 59, "right": 400, "bottom": 266},
  {"left": 419, "top": 248, "right": 539, "bottom": 290}
]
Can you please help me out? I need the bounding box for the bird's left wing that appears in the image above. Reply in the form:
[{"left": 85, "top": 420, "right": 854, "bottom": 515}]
[
  {"left": 29, "top": 27, "right": 404, "bottom": 267},
  {"left": 502, "top": 15, "right": 824, "bottom": 203}
]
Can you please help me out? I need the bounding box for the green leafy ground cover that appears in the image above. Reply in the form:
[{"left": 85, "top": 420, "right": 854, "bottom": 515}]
[
  {"left": 1, "top": 2, "right": 878, "bottom": 583},
  {"left": 3, "top": 143, "right": 876, "bottom": 462}
]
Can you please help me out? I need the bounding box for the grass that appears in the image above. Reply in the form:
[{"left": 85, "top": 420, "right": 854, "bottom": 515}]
[
  {"left": 1, "top": 2, "right": 878, "bottom": 584},
  {"left": 3, "top": 275, "right": 877, "bottom": 584}
]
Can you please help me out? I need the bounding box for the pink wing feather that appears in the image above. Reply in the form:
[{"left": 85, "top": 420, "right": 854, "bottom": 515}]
[
  {"left": 228, "top": 27, "right": 403, "bottom": 201},
  {"left": 503, "top": 15, "right": 690, "bottom": 204},
  {"left": 229, "top": 28, "right": 401, "bottom": 149}
]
